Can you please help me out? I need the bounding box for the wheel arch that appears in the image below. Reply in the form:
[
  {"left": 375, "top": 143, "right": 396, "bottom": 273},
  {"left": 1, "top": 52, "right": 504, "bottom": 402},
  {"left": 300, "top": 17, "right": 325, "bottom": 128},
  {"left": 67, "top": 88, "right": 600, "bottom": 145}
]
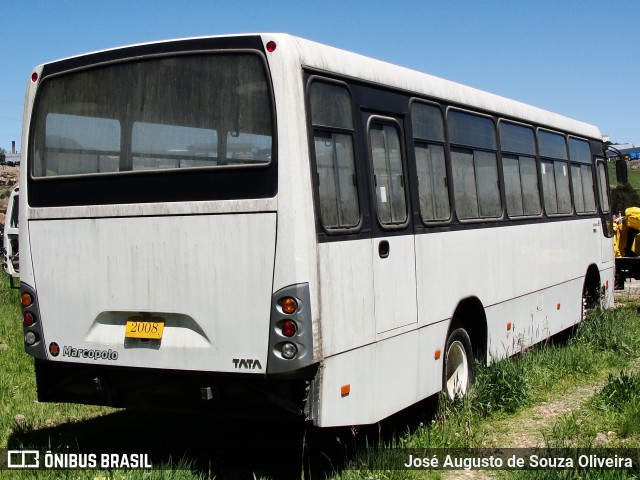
[
  {"left": 583, "top": 263, "right": 601, "bottom": 308},
  {"left": 449, "top": 296, "right": 488, "bottom": 365}
]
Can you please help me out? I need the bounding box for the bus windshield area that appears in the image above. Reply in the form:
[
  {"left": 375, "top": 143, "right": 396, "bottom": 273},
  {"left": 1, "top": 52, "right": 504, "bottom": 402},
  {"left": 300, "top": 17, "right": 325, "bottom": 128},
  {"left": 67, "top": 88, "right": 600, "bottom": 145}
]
[{"left": 30, "top": 53, "right": 273, "bottom": 178}]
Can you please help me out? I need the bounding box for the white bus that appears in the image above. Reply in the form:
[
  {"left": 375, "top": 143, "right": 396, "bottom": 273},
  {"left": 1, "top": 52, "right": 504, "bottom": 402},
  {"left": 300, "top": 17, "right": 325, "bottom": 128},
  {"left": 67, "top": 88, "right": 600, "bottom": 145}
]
[
  {"left": 2, "top": 184, "right": 19, "bottom": 284},
  {"left": 19, "top": 34, "right": 613, "bottom": 427}
]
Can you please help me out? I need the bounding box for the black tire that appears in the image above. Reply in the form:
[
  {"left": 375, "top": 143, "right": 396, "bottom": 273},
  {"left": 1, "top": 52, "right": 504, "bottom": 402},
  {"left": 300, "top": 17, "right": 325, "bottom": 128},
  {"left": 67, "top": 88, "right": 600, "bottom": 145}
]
[
  {"left": 442, "top": 327, "right": 473, "bottom": 401},
  {"left": 582, "top": 280, "right": 601, "bottom": 320}
]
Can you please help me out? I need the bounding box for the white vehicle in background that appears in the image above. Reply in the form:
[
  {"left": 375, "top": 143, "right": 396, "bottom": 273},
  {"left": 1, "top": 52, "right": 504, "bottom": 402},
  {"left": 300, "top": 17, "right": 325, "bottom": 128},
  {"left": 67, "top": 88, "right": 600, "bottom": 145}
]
[
  {"left": 2, "top": 185, "right": 19, "bottom": 286},
  {"left": 18, "top": 34, "right": 613, "bottom": 427}
]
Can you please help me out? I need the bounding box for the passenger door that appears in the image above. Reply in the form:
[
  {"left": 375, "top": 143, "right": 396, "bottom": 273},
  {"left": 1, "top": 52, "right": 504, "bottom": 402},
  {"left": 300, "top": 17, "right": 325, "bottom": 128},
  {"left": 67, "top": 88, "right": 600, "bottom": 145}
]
[{"left": 364, "top": 114, "right": 418, "bottom": 334}]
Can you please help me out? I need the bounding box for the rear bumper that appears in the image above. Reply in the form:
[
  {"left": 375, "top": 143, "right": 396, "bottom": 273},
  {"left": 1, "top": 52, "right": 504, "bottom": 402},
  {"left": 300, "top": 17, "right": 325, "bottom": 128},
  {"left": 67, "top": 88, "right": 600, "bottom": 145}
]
[{"left": 34, "top": 359, "right": 318, "bottom": 420}]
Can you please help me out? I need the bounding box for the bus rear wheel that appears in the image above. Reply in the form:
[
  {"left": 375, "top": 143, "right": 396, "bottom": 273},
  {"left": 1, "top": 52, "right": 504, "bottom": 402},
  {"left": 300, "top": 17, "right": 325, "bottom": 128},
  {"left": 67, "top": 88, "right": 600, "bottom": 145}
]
[
  {"left": 582, "top": 279, "right": 601, "bottom": 320},
  {"left": 442, "top": 327, "right": 473, "bottom": 401}
]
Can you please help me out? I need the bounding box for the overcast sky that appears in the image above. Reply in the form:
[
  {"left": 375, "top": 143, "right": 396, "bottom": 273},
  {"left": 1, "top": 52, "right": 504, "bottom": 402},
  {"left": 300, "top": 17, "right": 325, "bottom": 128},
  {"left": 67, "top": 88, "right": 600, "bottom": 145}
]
[{"left": 1, "top": 0, "right": 638, "bottom": 152}]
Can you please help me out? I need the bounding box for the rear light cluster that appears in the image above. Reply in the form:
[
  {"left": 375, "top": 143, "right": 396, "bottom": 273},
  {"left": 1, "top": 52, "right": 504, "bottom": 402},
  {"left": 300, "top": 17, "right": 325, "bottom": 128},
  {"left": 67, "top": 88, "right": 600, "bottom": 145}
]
[
  {"left": 21, "top": 292, "right": 39, "bottom": 344},
  {"left": 20, "top": 285, "right": 47, "bottom": 359},
  {"left": 267, "top": 284, "right": 313, "bottom": 374},
  {"left": 276, "top": 296, "right": 300, "bottom": 359}
]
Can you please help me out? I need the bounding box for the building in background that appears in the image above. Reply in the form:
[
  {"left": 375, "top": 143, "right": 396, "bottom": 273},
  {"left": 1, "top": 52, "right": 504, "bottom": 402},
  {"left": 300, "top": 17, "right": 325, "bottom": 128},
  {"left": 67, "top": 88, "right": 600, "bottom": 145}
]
[
  {"left": 5, "top": 141, "right": 19, "bottom": 166},
  {"left": 606, "top": 143, "right": 640, "bottom": 161}
]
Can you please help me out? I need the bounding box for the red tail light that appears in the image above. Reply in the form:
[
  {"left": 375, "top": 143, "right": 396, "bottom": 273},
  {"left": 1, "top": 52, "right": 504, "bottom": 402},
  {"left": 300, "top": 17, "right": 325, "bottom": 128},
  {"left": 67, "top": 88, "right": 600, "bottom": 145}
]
[
  {"left": 282, "top": 320, "right": 297, "bottom": 337},
  {"left": 23, "top": 312, "right": 36, "bottom": 327}
]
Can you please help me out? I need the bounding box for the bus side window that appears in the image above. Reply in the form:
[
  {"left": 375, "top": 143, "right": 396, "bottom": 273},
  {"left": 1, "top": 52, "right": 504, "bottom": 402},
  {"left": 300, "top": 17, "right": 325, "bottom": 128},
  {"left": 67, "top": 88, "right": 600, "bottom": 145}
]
[
  {"left": 499, "top": 121, "right": 541, "bottom": 218},
  {"left": 369, "top": 122, "right": 407, "bottom": 226},
  {"left": 539, "top": 130, "right": 571, "bottom": 216},
  {"left": 411, "top": 102, "right": 450, "bottom": 222},
  {"left": 596, "top": 160, "right": 611, "bottom": 213},
  {"left": 308, "top": 81, "right": 360, "bottom": 231},
  {"left": 448, "top": 110, "right": 501, "bottom": 220},
  {"left": 569, "top": 138, "right": 596, "bottom": 214},
  {"left": 541, "top": 160, "right": 559, "bottom": 214}
]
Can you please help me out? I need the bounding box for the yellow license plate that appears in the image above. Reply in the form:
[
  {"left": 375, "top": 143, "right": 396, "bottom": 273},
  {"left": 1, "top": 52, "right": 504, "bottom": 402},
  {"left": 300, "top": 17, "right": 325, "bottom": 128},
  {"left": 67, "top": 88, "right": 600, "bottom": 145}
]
[{"left": 125, "top": 316, "right": 165, "bottom": 340}]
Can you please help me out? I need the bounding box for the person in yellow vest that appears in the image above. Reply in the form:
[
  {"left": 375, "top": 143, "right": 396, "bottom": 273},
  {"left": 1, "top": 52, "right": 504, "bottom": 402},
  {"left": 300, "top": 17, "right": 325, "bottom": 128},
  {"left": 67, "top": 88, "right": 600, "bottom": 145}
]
[
  {"left": 625, "top": 207, "right": 640, "bottom": 256},
  {"left": 613, "top": 214, "right": 627, "bottom": 258}
]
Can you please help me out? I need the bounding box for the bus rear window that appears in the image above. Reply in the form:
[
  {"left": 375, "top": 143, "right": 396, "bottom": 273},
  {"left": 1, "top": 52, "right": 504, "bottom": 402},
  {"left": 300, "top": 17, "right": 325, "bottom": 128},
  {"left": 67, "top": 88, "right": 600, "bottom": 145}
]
[{"left": 31, "top": 53, "right": 273, "bottom": 178}]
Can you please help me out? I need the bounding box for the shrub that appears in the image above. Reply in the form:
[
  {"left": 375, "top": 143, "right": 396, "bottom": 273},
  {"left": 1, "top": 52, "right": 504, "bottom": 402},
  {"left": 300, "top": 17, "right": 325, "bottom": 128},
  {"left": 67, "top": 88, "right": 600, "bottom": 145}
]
[
  {"left": 599, "top": 371, "right": 640, "bottom": 409},
  {"left": 472, "top": 359, "right": 530, "bottom": 416},
  {"left": 574, "top": 308, "right": 640, "bottom": 357},
  {"left": 611, "top": 182, "right": 640, "bottom": 216}
]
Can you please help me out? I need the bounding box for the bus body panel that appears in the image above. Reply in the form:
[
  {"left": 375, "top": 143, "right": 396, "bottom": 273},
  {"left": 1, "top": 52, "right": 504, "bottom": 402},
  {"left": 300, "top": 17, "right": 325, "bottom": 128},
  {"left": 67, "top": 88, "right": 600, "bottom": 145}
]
[
  {"left": 317, "top": 239, "right": 376, "bottom": 356},
  {"left": 483, "top": 270, "right": 613, "bottom": 364},
  {"left": 317, "top": 321, "right": 448, "bottom": 427},
  {"left": 28, "top": 212, "right": 276, "bottom": 372},
  {"left": 415, "top": 218, "right": 611, "bottom": 328},
  {"left": 316, "top": 264, "right": 613, "bottom": 427},
  {"left": 602, "top": 232, "right": 615, "bottom": 264},
  {"left": 263, "top": 34, "right": 324, "bottom": 361},
  {"left": 371, "top": 235, "right": 418, "bottom": 334}
]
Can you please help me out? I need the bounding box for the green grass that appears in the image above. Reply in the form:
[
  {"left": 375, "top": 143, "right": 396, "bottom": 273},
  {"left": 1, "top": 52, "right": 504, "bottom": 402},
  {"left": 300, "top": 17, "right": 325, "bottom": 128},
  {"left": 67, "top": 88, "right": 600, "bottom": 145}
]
[
  {"left": 330, "top": 306, "right": 640, "bottom": 479},
  {"left": 0, "top": 282, "right": 109, "bottom": 450},
  {"left": 502, "top": 371, "right": 640, "bottom": 480},
  {"left": 0, "top": 281, "right": 216, "bottom": 479},
  {"left": 494, "top": 308, "right": 640, "bottom": 479},
  {"left": 597, "top": 371, "right": 640, "bottom": 438},
  {"left": 609, "top": 160, "right": 640, "bottom": 215},
  {"left": 2, "top": 275, "right": 640, "bottom": 479},
  {"left": 609, "top": 160, "right": 640, "bottom": 192},
  {"left": 505, "top": 469, "right": 637, "bottom": 480},
  {"left": 536, "top": 369, "right": 640, "bottom": 450}
]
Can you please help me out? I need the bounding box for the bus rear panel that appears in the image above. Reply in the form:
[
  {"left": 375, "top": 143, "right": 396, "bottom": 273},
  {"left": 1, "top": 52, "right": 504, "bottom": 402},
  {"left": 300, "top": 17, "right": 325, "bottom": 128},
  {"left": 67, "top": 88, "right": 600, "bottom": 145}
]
[{"left": 20, "top": 35, "right": 317, "bottom": 420}]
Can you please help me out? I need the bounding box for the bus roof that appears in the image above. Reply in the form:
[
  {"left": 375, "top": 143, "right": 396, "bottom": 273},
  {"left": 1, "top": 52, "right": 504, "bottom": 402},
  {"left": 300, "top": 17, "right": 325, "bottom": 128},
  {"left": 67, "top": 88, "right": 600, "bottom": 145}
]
[
  {"left": 277, "top": 34, "right": 601, "bottom": 140},
  {"left": 35, "top": 33, "right": 602, "bottom": 140}
]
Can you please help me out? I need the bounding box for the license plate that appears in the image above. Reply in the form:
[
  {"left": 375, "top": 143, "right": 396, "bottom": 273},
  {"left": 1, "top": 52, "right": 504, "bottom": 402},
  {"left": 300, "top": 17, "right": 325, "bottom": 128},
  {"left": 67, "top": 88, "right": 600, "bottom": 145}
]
[{"left": 125, "top": 316, "right": 165, "bottom": 340}]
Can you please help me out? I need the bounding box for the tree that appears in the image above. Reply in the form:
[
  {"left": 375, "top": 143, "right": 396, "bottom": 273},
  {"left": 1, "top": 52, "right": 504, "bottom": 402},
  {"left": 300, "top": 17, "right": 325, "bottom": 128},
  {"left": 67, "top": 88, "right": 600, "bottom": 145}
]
[
  {"left": 0, "top": 148, "right": 5, "bottom": 165},
  {"left": 611, "top": 182, "right": 640, "bottom": 216}
]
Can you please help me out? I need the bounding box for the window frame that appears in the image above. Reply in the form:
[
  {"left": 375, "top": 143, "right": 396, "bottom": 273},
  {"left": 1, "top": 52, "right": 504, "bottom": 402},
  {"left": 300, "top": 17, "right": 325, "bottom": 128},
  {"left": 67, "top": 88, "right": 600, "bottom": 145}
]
[
  {"left": 306, "top": 76, "right": 363, "bottom": 235},
  {"left": 28, "top": 47, "right": 279, "bottom": 208},
  {"left": 537, "top": 128, "right": 572, "bottom": 217},
  {"left": 596, "top": 157, "right": 611, "bottom": 214},
  {"left": 568, "top": 136, "right": 597, "bottom": 216},
  {"left": 447, "top": 108, "right": 503, "bottom": 222},
  {"left": 409, "top": 99, "right": 452, "bottom": 226},
  {"left": 498, "top": 119, "right": 542, "bottom": 220},
  {"left": 31, "top": 50, "right": 275, "bottom": 180},
  {"left": 365, "top": 115, "right": 410, "bottom": 230}
]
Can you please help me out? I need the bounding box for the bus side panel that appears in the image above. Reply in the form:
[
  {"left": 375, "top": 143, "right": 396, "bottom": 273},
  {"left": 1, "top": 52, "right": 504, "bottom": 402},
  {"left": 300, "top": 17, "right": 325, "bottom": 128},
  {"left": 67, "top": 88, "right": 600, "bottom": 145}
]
[
  {"left": 485, "top": 266, "right": 613, "bottom": 364},
  {"left": 315, "top": 267, "right": 614, "bottom": 426},
  {"left": 316, "top": 322, "right": 448, "bottom": 427},
  {"left": 415, "top": 219, "right": 605, "bottom": 328},
  {"left": 484, "top": 280, "right": 582, "bottom": 362},
  {"left": 600, "top": 265, "right": 615, "bottom": 308},
  {"left": 317, "top": 239, "right": 376, "bottom": 356}
]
